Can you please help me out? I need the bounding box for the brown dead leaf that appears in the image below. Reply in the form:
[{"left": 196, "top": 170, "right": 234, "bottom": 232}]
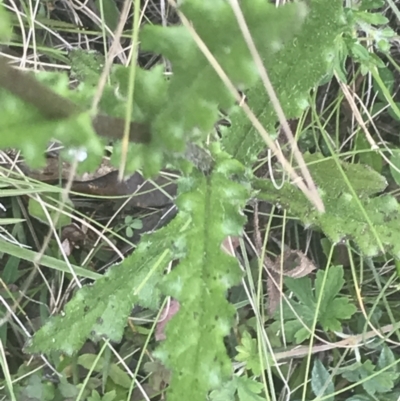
[{"left": 266, "top": 249, "right": 316, "bottom": 316}]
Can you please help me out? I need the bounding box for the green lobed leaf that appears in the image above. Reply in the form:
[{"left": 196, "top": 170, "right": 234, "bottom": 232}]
[
  {"left": 271, "top": 304, "right": 315, "bottom": 344},
  {"left": 100, "top": 390, "right": 117, "bottom": 401},
  {"left": 77, "top": 354, "right": 132, "bottom": 389},
  {"left": 234, "top": 331, "right": 261, "bottom": 375},
  {"left": 140, "top": 0, "right": 306, "bottom": 153},
  {"left": 315, "top": 261, "right": 344, "bottom": 307},
  {"left": 209, "top": 379, "right": 237, "bottom": 401},
  {"left": 271, "top": 266, "right": 356, "bottom": 344},
  {"left": 254, "top": 153, "right": 400, "bottom": 259},
  {"left": 321, "top": 297, "right": 356, "bottom": 331},
  {"left": 236, "top": 376, "right": 265, "bottom": 401},
  {"left": 25, "top": 216, "right": 185, "bottom": 355},
  {"left": 222, "top": 0, "right": 346, "bottom": 164},
  {"left": 58, "top": 377, "right": 79, "bottom": 399},
  {"left": 16, "top": 374, "right": 55, "bottom": 401},
  {"left": 342, "top": 357, "right": 399, "bottom": 395},
  {"left": 303, "top": 153, "right": 387, "bottom": 198},
  {"left": 297, "top": 267, "right": 357, "bottom": 332},
  {"left": 284, "top": 270, "right": 315, "bottom": 310},
  {"left": 153, "top": 153, "right": 250, "bottom": 401},
  {"left": 311, "top": 359, "right": 335, "bottom": 401}
]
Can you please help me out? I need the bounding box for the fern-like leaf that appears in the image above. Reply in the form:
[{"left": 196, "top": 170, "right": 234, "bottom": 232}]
[
  {"left": 153, "top": 153, "right": 250, "bottom": 401},
  {"left": 1, "top": 1, "right": 305, "bottom": 173},
  {"left": 140, "top": 0, "right": 307, "bottom": 152},
  {"left": 25, "top": 217, "right": 185, "bottom": 355},
  {"left": 254, "top": 153, "right": 400, "bottom": 258},
  {"left": 223, "top": 0, "right": 346, "bottom": 164}
]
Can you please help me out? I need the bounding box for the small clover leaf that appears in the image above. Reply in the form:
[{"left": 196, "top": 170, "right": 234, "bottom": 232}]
[{"left": 124, "top": 216, "right": 143, "bottom": 238}]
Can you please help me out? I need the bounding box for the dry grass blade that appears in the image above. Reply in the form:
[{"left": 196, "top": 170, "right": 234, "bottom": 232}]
[{"left": 273, "top": 323, "right": 400, "bottom": 362}]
